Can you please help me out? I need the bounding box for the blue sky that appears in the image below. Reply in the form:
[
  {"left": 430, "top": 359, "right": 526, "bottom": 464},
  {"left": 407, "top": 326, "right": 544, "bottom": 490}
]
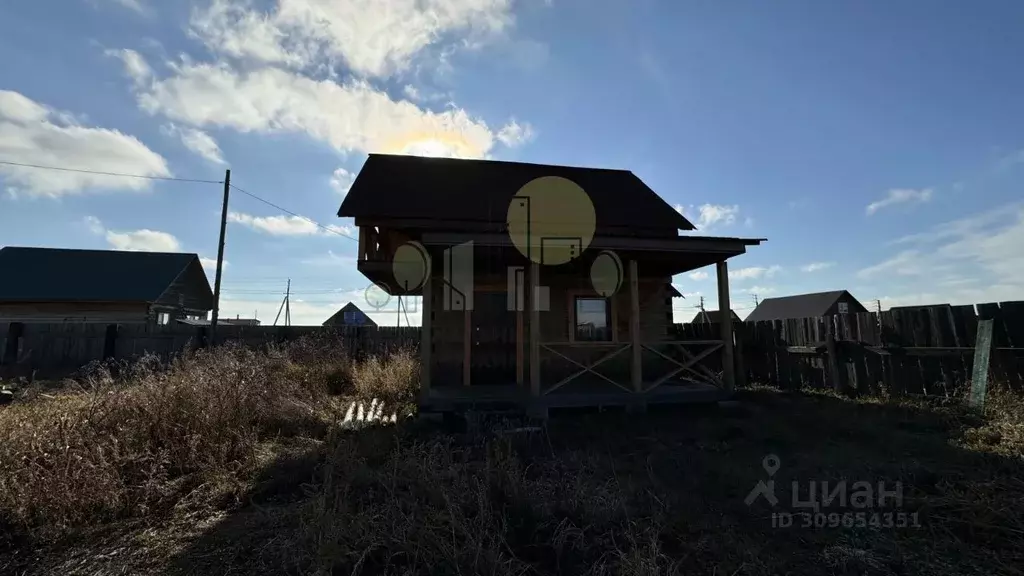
[{"left": 2, "top": 0, "right": 1023, "bottom": 325}]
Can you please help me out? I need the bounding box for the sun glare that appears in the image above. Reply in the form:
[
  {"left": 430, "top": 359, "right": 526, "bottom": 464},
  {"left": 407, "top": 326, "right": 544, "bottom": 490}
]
[
  {"left": 382, "top": 131, "right": 481, "bottom": 159},
  {"left": 399, "top": 138, "right": 456, "bottom": 158}
]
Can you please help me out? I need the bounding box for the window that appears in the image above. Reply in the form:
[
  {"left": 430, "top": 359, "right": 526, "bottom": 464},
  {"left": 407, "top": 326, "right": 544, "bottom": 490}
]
[
  {"left": 157, "top": 312, "right": 170, "bottom": 325},
  {"left": 838, "top": 302, "right": 849, "bottom": 314},
  {"left": 574, "top": 297, "right": 612, "bottom": 342}
]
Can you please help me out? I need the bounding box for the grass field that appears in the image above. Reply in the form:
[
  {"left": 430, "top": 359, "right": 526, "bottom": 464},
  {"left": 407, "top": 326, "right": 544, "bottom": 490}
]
[{"left": 1, "top": 336, "right": 1022, "bottom": 575}]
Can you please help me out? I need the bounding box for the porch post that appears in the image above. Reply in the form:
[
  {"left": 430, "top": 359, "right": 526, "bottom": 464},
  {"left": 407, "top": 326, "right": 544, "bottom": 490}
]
[
  {"left": 716, "top": 260, "right": 736, "bottom": 394},
  {"left": 529, "top": 260, "right": 541, "bottom": 396},
  {"left": 629, "top": 259, "right": 642, "bottom": 392},
  {"left": 420, "top": 253, "right": 432, "bottom": 395}
]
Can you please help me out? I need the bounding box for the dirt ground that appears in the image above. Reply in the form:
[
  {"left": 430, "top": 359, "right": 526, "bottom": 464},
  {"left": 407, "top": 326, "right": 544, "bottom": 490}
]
[{"left": 3, "top": 386, "right": 1023, "bottom": 576}]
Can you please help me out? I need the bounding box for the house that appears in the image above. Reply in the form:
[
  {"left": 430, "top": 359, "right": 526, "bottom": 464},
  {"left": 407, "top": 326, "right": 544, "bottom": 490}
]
[
  {"left": 745, "top": 290, "right": 868, "bottom": 322},
  {"left": 338, "top": 154, "right": 764, "bottom": 415},
  {"left": 0, "top": 247, "right": 214, "bottom": 324},
  {"left": 323, "top": 302, "right": 377, "bottom": 327},
  {"left": 689, "top": 309, "right": 741, "bottom": 324}
]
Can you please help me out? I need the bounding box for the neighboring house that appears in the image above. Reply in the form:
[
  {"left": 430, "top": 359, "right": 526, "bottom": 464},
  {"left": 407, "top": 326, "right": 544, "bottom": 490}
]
[
  {"left": 338, "top": 154, "right": 764, "bottom": 413},
  {"left": 745, "top": 290, "right": 868, "bottom": 322},
  {"left": 0, "top": 246, "right": 214, "bottom": 324},
  {"left": 689, "top": 309, "right": 741, "bottom": 324},
  {"left": 226, "top": 317, "right": 261, "bottom": 326},
  {"left": 323, "top": 302, "right": 377, "bottom": 327}
]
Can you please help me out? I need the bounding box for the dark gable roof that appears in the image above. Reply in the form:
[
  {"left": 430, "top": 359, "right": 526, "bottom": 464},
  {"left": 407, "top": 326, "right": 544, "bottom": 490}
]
[
  {"left": 338, "top": 154, "right": 696, "bottom": 233},
  {"left": 689, "top": 309, "right": 741, "bottom": 324},
  {"left": 0, "top": 246, "right": 208, "bottom": 303},
  {"left": 323, "top": 302, "right": 378, "bottom": 327},
  {"left": 745, "top": 290, "right": 858, "bottom": 322}
]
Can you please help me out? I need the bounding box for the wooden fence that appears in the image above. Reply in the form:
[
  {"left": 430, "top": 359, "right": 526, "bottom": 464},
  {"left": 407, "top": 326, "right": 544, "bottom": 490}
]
[
  {"left": 0, "top": 323, "right": 421, "bottom": 378},
  {"left": 4, "top": 301, "right": 1024, "bottom": 394},
  {"left": 672, "top": 301, "right": 1024, "bottom": 396}
]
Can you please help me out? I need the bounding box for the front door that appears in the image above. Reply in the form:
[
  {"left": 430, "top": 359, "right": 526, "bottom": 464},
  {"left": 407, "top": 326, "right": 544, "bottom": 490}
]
[{"left": 470, "top": 291, "right": 517, "bottom": 385}]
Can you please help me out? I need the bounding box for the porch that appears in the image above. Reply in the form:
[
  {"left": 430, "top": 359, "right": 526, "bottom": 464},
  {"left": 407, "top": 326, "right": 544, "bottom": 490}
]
[{"left": 418, "top": 245, "right": 750, "bottom": 415}]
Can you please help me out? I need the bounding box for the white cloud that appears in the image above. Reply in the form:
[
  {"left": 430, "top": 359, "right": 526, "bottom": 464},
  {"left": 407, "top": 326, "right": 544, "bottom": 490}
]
[
  {"left": 83, "top": 215, "right": 105, "bottom": 235},
  {"left": 688, "top": 270, "right": 709, "bottom": 281},
  {"left": 800, "top": 261, "right": 834, "bottom": 273},
  {"left": 856, "top": 250, "right": 934, "bottom": 279},
  {"left": 324, "top": 224, "right": 354, "bottom": 237},
  {"left": 729, "top": 265, "right": 781, "bottom": 280},
  {"left": 188, "top": 0, "right": 514, "bottom": 79},
  {"left": 696, "top": 204, "right": 740, "bottom": 228},
  {"left": 106, "top": 0, "right": 149, "bottom": 15},
  {"left": 161, "top": 123, "right": 226, "bottom": 164},
  {"left": 0, "top": 90, "right": 170, "bottom": 197},
  {"left": 128, "top": 59, "right": 512, "bottom": 159},
  {"left": 744, "top": 285, "right": 776, "bottom": 295},
  {"left": 674, "top": 203, "right": 743, "bottom": 230},
  {"left": 227, "top": 211, "right": 355, "bottom": 237},
  {"left": 330, "top": 167, "right": 355, "bottom": 195},
  {"left": 858, "top": 204, "right": 1024, "bottom": 306},
  {"left": 403, "top": 85, "right": 421, "bottom": 101},
  {"left": 496, "top": 119, "right": 534, "bottom": 147},
  {"left": 200, "top": 256, "right": 228, "bottom": 270},
  {"left": 228, "top": 211, "right": 321, "bottom": 236},
  {"left": 865, "top": 188, "right": 933, "bottom": 215},
  {"left": 106, "top": 229, "right": 182, "bottom": 252},
  {"left": 105, "top": 48, "right": 153, "bottom": 86}
]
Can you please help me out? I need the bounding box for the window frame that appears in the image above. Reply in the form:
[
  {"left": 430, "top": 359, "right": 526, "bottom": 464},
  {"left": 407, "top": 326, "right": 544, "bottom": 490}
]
[{"left": 572, "top": 295, "right": 614, "bottom": 343}]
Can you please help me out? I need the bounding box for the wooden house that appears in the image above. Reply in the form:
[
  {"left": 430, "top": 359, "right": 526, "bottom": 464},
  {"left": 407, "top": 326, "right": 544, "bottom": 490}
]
[
  {"left": 689, "top": 309, "right": 742, "bottom": 324},
  {"left": 338, "top": 154, "right": 764, "bottom": 415},
  {"left": 745, "top": 290, "right": 867, "bottom": 322},
  {"left": 0, "top": 247, "right": 214, "bottom": 324}
]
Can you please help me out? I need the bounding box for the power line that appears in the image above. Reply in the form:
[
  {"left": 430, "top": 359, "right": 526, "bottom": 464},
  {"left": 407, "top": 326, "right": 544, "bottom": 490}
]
[
  {"left": 0, "top": 159, "right": 224, "bottom": 184},
  {"left": 229, "top": 183, "right": 357, "bottom": 241}
]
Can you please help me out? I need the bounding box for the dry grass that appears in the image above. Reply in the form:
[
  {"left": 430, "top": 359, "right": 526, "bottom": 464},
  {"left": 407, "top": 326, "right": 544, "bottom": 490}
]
[
  {"left": 2, "top": 345, "right": 1023, "bottom": 575},
  {"left": 0, "top": 334, "right": 418, "bottom": 545}
]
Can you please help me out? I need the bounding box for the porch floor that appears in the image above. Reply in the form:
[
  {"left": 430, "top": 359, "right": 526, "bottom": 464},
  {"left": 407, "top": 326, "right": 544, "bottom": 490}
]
[{"left": 421, "top": 381, "right": 728, "bottom": 412}]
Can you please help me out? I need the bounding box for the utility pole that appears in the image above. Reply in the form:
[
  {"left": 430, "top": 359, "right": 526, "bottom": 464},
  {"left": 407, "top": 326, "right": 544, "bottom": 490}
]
[
  {"left": 285, "top": 279, "right": 291, "bottom": 326},
  {"left": 273, "top": 279, "right": 291, "bottom": 326},
  {"left": 699, "top": 295, "right": 707, "bottom": 323},
  {"left": 209, "top": 169, "right": 230, "bottom": 345},
  {"left": 752, "top": 294, "right": 760, "bottom": 307}
]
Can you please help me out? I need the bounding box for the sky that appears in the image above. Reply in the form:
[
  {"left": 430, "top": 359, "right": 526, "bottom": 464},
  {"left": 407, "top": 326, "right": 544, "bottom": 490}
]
[{"left": 1, "top": 0, "right": 1023, "bottom": 326}]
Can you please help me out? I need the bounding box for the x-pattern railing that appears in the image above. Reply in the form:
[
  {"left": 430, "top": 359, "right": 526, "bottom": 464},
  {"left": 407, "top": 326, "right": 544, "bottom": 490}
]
[
  {"left": 538, "top": 339, "right": 725, "bottom": 395},
  {"left": 640, "top": 340, "right": 724, "bottom": 392},
  {"left": 539, "top": 342, "right": 632, "bottom": 395}
]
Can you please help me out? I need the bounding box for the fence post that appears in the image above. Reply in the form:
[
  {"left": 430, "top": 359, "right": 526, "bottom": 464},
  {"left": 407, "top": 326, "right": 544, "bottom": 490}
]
[
  {"left": 2, "top": 322, "right": 23, "bottom": 366},
  {"left": 103, "top": 324, "right": 119, "bottom": 360},
  {"left": 970, "top": 319, "right": 995, "bottom": 410},
  {"left": 825, "top": 331, "right": 851, "bottom": 395}
]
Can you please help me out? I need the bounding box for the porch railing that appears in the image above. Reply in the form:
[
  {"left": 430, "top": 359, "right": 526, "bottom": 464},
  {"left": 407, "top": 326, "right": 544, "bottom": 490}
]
[{"left": 537, "top": 339, "right": 725, "bottom": 395}]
